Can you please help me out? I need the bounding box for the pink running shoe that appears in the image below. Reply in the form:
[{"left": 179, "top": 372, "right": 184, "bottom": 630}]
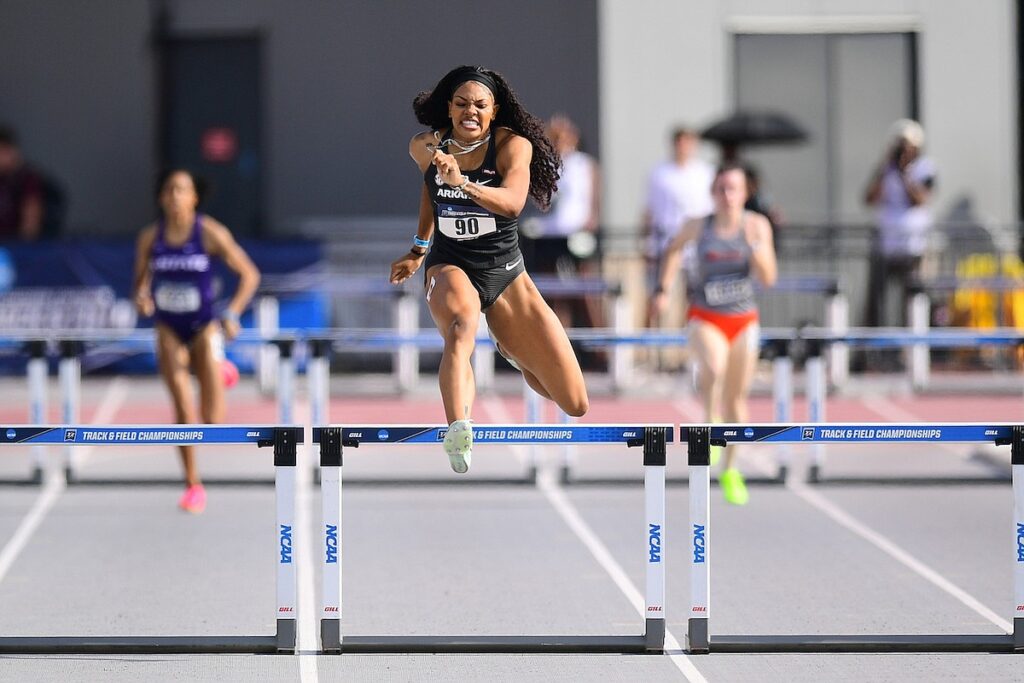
[
  {"left": 221, "top": 359, "right": 240, "bottom": 389},
  {"left": 178, "top": 484, "right": 207, "bottom": 514}
]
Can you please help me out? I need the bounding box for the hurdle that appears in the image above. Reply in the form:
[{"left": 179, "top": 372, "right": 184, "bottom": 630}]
[
  {"left": 685, "top": 422, "right": 1023, "bottom": 653},
  {"left": 0, "top": 424, "right": 302, "bottom": 654},
  {"left": 313, "top": 423, "right": 672, "bottom": 653},
  {"left": 798, "top": 337, "right": 1011, "bottom": 485},
  {"left": 0, "top": 340, "right": 50, "bottom": 486},
  {"left": 2, "top": 330, "right": 299, "bottom": 486}
]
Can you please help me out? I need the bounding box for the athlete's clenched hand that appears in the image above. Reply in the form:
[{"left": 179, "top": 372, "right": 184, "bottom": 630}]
[
  {"left": 432, "top": 150, "right": 465, "bottom": 187},
  {"left": 390, "top": 250, "right": 425, "bottom": 285}
]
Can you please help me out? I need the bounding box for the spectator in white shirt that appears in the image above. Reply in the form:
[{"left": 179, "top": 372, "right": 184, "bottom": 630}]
[
  {"left": 642, "top": 127, "right": 714, "bottom": 339},
  {"left": 522, "top": 115, "right": 601, "bottom": 328},
  {"left": 863, "top": 119, "right": 936, "bottom": 330}
]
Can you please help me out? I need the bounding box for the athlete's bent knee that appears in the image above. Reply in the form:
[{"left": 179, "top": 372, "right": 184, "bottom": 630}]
[
  {"left": 563, "top": 394, "right": 589, "bottom": 417},
  {"left": 443, "top": 315, "right": 478, "bottom": 353},
  {"left": 444, "top": 314, "right": 477, "bottom": 339}
]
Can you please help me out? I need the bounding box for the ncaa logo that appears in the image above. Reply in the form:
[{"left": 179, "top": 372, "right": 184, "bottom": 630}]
[
  {"left": 743, "top": 427, "right": 754, "bottom": 438},
  {"left": 377, "top": 429, "right": 389, "bottom": 441},
  {"left": 5, "top": 429, "right": 15, "bottom": 440},
  {"left": 64, "top": 429, "right": 77, "bottom": 442},
  {"left": 802, "top": 427, "right": 814, "bottom": 440}
]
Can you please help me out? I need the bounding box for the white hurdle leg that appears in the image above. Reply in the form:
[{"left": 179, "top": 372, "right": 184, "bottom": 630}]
[
  {"left": 826, "top": 291, "right": 849, "bottom": 389},
  {"left": 806, "top": 345, "right": 827, "bottom": 483},
  {"left": 687, "top": 426, "right": 711, "bottom": 653},
  {"left": 319, "top": 428, "right": 343, "bottom": 653},
  {"left": 559, "top": 408, "right": 575, "bottom": 484},
  {"left": 908, "top": 291, "right": 930, "bottom": 391},
  {"left": 523, "top": 381, "right": 541, "bottom": 482},
  {"left": 1012, "top": 427, "right": 1024, "bottom": 651},
  {"left": 772, "top": 344, "right": 793, "bottom": 481},
  {"left": 610, "top": 285, "right": 633, "bottom": 392},
  {"left": 256, "top": 296, "right": 280, "bottom": 396},
  {"left": 274, "top": 428, "right": 299, "bottom": 653},
  {"left": 474, "top": 314, "right": 495, "bottom": 391},
  {"left": 277, "top": 340, "right": 295, "bottom": 425},
  {"left": 27, "top": 341, "right": 47, "bottom": 484},
  {"left": 59, "top": 341, "right": 80, "bottom": 483},
  {"left": 309, "top": 340, "right": 330, "bottom": 481},
  {"left": 644, "top": 427, "right": 667, "bottom": 652},
  {"left": 394, "top": 291, "right": 419, "bottom": 393}
]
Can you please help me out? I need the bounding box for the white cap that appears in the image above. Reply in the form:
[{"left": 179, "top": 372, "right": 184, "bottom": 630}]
[{"left": 889, "top": 118, "right": 925, "bottom": 148}]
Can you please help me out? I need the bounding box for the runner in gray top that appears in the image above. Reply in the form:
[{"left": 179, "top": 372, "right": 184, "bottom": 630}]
[{"left": 650, "top": 163, "right": 777, "bottom": 505}]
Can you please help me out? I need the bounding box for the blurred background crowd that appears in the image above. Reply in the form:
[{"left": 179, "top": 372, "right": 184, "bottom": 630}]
[{"left": 0, "top": 0, "right": 1019, "bottom": 375}]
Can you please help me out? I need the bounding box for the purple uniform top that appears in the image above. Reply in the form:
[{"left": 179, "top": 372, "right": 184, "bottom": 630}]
[{"left": 150, "top": 214, "right": 215, "bottom": 343}]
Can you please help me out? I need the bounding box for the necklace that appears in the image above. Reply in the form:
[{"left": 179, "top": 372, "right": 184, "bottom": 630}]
[{"left": 426, "top": 132, "right": 491, "bottom": 156}]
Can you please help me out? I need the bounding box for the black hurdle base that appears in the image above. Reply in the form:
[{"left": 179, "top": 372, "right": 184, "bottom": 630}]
[
  {"left": 335, "top": 634, "right": 652, "bottom": 654},
  {"left": 561, "top": 475, "right": 786, "bottom": 487},
  {"left": 0, "top": 466, "right": 44, "bottom": 487},
  {"left": 62, "top": 477, "right": 277, "bottom": 487},
  {"left": 0, "top": 619, "right": 296, "bottom": 655},
  {"left": 0, "top": 635, "right": 283, "bottom": 654},
  {"left": 699, "top": 633, "right": 1017, "bottom": 653}
]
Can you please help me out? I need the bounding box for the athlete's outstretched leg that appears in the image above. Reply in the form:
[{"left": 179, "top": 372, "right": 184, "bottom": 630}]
[
  {"left": 155, "top": 325, "right": 201, "bottom": 489},
  {"left": 425, "top": 265, "right": 481, "bottom": 424},
  {"left": 689, "top": 319, "right": 748, "bottom": 504},
  {"left": 485, "top": 273, "right": 588, "bottom": 416},
  {"left": 192, "top": 323, "right": 226, "bottom": 425},
  {"left": 687, "top": 320, "right": 729, "bottom": 423},
  {"left": 720, "top": 323, "right": 759, "bottom": 471}
]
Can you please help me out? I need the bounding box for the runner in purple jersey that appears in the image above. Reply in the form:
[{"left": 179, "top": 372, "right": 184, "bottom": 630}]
[{"left": 132, "top": 169, "right": 260, "bottom": 513}]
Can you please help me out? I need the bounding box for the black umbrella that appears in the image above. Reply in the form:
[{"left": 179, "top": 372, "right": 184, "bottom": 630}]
[{"left": 701, "top": 110, "right": 808, "bottom": 146}]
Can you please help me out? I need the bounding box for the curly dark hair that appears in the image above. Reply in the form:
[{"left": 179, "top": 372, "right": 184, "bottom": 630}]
[{"left": 413, "top": 65, "right": 560, "bottom": 210}]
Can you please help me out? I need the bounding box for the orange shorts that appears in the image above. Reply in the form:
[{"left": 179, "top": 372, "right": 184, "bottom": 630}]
[{"left": 687, "top": 306, "right": 759, "bottom": 342}]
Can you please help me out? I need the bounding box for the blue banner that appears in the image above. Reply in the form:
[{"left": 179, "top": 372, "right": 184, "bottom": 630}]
[
  {"left": 680, "top": 424, "right": 1015, "bottom": 444},
  {"left": 315, "top": 424, "right": 674, "bottom": 445},
  {"left": 0, "top": 425, "right": 302, "bottom": 445}
]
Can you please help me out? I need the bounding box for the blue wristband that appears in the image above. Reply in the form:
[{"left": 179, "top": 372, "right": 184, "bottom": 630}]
[{"left": 413, "top": 236, "right": 430, "bottom": 249}]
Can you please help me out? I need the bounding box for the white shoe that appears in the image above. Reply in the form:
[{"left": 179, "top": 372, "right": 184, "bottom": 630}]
[
  {"left": 444, "top": 419, "right": 473, "bottom": 474},
  {"left": 488, "top": 328, "right": 521, "bottom": 372}
]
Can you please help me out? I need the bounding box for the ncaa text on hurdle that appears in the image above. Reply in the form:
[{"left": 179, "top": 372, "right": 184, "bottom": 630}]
[
  {"left": 314, "top": 423, "right": 672, "bottom": 653},
  {"left": 0, "top": 424, "right": 303, "bottom": 654},
  {"left": 685, "top": 422, "right": 1024, "bottom": 653}
]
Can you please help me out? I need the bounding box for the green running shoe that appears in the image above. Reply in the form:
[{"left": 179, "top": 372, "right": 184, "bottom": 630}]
[
  {"left": 444, "top": 418, "right": 473, "bottom": 474},
  {"left": 720, "top": 468, "right": 749, "bottom": 506}
]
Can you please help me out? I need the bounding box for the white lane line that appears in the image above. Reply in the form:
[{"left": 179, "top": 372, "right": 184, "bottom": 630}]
[
  {"left": 296, "top": 400, "right": 320, "bottom": 680},
  {"left": 0, "top": 379, "right": 126, "bottom": 587},
  {"left": 0, "top": 478, "right": 64, "bottom": 585},
  {"left": 539, "top": 474, "right": 707, "bottom": 682},
  {"left": 485, "top": 396, "right": 707, "bottom": 683},
  {"left": 786, "top": 478, "right": 1012, "bottom": 634}
]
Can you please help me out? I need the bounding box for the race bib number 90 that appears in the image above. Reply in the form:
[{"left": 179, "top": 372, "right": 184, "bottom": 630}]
[
  {"left": 154, "top": 283, "right": 202, "bottom": 313},
  {"left": 703, "top": 277, "right": 753, "bottom": 307},
  {"left": 437, "top": 204, "right": 497, "bottom": 241}
]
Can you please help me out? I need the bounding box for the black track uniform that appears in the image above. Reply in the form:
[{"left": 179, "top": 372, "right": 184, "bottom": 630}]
[{"left": 423, "top": 130, "right": 526, "bottom": 308}]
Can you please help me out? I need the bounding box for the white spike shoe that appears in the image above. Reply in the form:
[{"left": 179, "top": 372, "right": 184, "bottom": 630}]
[{"left": 444, "top": 419, "right": 473, "bottom": 474}]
